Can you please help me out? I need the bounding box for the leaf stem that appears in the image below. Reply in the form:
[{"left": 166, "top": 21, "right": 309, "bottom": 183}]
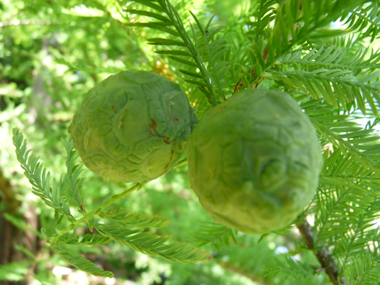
[
  {"left": 160, "top": 0, "right": 219, "bottom": 106},
  {"left": 48, "top": 183, "right": 144, "bottom": 242}
]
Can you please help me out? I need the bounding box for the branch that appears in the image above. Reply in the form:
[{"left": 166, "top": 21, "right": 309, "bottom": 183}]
[
  {"left": 47, "top": 183, "right": 144, "bottom": 243},
  {"left": 232, "top": 1, "right": 303, "bottom": 93},
  {"left": 297, "top": 219, "right": 346, "bottom": 285},
  {"left": 232, "top": 46, "right": 268, "bottom": 94}
]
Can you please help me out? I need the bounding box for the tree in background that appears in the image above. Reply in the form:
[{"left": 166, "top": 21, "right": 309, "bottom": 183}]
[{"left": 1, "top": 0, "right": 380, "bottom": 284}]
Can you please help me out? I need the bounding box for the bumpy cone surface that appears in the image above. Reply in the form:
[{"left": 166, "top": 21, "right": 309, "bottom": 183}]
[
  {"left": 69, "top": 70, "right": 198, "bottom": 183},
  {"left": 187, "top": 89, "right": 322, "bottom": 234}
]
